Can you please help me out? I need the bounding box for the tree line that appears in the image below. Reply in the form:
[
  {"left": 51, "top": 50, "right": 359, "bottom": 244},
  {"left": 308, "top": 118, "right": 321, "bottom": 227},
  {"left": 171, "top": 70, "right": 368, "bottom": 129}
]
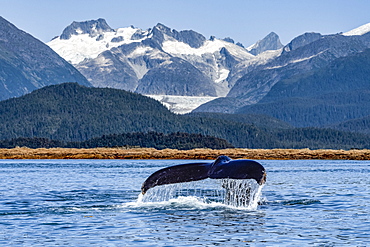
[{"left": 0, "top": 132, "right": 234, "bottom": 150}]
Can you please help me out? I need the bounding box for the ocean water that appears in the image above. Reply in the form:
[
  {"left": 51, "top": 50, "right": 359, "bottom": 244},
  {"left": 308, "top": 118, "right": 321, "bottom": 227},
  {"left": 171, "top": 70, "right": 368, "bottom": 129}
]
[{"left": 0, "top": 159, "right": 369, "bottom": 246}]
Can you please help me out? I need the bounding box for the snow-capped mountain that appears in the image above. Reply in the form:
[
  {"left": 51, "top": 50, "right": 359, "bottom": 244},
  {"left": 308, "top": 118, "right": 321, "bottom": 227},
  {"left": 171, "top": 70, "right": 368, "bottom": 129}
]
[
  {"left": 47, "top": 19, "right": 286, "bottom": 113},
  {"left": 48, "top": 19, "right": 282, "bottom": 109},
  {"left": 49, "top": 19, "right": 148, "bottom": 65},
  {"left": 195, "top": 23, "right": 370, "bottom": 116},
  {"left": 48, "top": 19, "right": 370, "bottom": 116}
]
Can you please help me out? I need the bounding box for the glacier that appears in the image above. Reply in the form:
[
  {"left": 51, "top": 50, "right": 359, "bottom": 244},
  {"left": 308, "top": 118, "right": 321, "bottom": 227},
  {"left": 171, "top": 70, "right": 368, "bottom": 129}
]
[{"left": 146, "top": 95, "right": 218, "bottom": 114}]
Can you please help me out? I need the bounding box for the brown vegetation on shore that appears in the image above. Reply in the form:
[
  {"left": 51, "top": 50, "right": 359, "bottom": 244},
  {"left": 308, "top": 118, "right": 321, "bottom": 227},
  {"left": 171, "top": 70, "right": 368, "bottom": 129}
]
[{"left": 0, "top": 147, "right": 370, "bottom": 160}]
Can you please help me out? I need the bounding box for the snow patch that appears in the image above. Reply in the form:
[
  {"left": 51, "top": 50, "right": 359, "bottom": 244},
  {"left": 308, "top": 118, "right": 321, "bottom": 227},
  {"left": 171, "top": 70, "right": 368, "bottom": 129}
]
[
  {"left": 146, "top": 95, "right": 218, "bottom": 114},
  {"left": 128, "top": 46, "right": 154, "bottom": 58},
  {"left": 246, "top": 42, "right": 256, "bottom": 51},
  {"left": 163, "top": 39, "right": 224, "bottom": 55},
  {"left": 256, "top": 49, "right": 282, "bottom": 60},
  {"left": 47, "top": 26, "right": 147, "bottom": 64},
  {"left": 223, "top": 42, "right": 255, "bottom": 59},
  {"left": 162, "top": 38, "right": 253, "bottom": 59},
  {"left": 215, "top": 69, "right": 230, "bottom": 83},
  {"left": 265, "top": 50, "right": 326, "bottom": 70},
  {"left": 343, "top": 23, "right": 370, "bottom": 36}
]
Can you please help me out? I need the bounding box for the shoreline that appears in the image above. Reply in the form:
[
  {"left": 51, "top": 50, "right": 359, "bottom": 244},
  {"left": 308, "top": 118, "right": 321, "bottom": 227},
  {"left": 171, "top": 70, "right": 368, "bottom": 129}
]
[{"left": 0, "top": 147, "right": 370, "bottom": 160}]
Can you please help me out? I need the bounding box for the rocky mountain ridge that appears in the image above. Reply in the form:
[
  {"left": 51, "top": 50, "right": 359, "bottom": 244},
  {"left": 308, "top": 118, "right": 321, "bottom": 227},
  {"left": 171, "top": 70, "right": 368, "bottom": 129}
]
[
  {"left": 48, "top": 19, "right": 283, "bottom": 99},
  {"left": 49, "top": 19, "right": 370, "bottom": 121},
  {"left": 195, "top": 25, "right": 370, "bottom": 121}
]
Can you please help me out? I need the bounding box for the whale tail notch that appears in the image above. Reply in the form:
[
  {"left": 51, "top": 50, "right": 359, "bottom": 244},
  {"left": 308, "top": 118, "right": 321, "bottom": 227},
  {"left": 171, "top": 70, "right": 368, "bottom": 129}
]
[{"left": 141, "top": 156, "right": 266, "bottom": 194}]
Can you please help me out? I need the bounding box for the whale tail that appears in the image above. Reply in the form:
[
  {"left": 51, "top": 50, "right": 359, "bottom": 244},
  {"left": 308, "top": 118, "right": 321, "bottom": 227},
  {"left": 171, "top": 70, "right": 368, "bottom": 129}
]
[{"left": 141, "top": 156, "right": 266, "bottom": 194}]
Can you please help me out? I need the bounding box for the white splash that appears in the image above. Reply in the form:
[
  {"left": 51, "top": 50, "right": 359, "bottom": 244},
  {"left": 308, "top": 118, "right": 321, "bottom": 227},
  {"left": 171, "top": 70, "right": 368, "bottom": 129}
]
[{"left": 134, "top": 179, "right": 264, "bottom": 210}]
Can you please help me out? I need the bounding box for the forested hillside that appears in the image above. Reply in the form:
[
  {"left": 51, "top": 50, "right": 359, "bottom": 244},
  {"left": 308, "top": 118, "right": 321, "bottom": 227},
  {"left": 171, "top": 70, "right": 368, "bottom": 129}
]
[
  {"left": 187, "top": 112, "right": 293, "bottom": 129},
  {"left": 0, "top": 83, "right": 176, "bottom": 141},
  {"left": 329, "top": 115, "right": 370, "bottom": 134},
  {"left": 0, "top": 83, "right": 369, "bottom": 149}
]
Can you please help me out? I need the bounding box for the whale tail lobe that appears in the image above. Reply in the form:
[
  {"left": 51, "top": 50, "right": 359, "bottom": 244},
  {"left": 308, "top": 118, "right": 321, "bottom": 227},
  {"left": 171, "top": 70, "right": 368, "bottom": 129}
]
[{"left": 141, "top": 162, "right": 211, "bottom": 194}]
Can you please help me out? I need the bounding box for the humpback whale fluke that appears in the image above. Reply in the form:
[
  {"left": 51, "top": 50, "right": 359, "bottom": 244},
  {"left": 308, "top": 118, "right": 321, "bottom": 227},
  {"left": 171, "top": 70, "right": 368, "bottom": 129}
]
[{"left": 141, "top": 156, "right": 266, "bottom": 194}]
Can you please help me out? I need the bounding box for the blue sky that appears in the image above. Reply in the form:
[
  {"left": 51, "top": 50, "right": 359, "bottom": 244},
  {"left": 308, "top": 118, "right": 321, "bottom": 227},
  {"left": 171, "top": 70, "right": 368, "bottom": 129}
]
[{"left": 2, "top": 0, "right": 370, "bottom": 47}]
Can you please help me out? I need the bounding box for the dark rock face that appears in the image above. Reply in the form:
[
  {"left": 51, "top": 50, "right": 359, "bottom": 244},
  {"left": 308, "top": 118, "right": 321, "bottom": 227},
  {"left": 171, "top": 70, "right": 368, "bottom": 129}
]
[
  {"left": 136, "top": 58, "right": 217, "bottom": 96},
  {"left": 283, "top": 32, "right": 322, "bottom": 52},
  {"left": 151, "top": 23, "right": 206, "bottom": 48},
  {"left": 0, "top": 16, "right": 91, "bottom": 101}
]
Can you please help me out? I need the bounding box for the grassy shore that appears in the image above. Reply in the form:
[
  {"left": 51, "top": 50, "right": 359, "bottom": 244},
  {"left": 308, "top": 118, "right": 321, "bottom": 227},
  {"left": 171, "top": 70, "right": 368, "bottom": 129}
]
[{"left": 0, "top": 147, "right": 370, "bottom": 160}]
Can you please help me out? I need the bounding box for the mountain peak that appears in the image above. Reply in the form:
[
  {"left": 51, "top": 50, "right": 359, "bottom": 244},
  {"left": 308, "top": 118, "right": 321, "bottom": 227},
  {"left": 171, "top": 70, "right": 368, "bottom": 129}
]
[
  {"left": 248, "top": 32, "right": 283, "bottom": 55},
  {"left": 151, "top": 23, "right": 206, "bottom": 48},
  {"left": 60, "top": 18, "right": 114, "bottom": 40},
  {"left": 154, "top": 23, "right": 171, "bottom": 32},
  {"left": 284, "top": 32, "right": 322, "bottom": 52}
]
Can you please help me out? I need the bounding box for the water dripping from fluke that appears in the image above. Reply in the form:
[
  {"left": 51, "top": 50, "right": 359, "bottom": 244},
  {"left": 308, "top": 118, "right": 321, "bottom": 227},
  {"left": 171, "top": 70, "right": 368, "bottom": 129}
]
[{"left": 221, "top": 179, "right": 264, "bottom": 209}]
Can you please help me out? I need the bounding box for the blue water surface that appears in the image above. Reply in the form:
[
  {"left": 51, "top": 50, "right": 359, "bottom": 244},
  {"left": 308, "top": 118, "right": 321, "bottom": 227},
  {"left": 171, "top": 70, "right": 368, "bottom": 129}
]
[{"left": 0, "top": 159, "right": 369, "bottom": 246}]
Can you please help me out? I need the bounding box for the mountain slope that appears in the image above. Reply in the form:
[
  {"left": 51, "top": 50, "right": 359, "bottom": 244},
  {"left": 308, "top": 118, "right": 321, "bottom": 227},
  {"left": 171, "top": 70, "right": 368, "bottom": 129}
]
[
  {"left": 236, "top": 48, "right": 370, "bottom": 127},
  {"left": 195, "top": 30, "right": 370, "bottom": 114},
  {"left": 0, "top": 16, "right": 91, "bottom": 100},
  {"left": 46, "top": 18, "right": 370, "bottom": 127}
]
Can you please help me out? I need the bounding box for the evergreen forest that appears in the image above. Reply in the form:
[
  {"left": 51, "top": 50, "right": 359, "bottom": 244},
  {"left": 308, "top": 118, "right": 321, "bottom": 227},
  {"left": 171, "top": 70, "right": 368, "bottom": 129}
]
[{"left": 0, "top": 83, "right": 369, "bottom": 150}]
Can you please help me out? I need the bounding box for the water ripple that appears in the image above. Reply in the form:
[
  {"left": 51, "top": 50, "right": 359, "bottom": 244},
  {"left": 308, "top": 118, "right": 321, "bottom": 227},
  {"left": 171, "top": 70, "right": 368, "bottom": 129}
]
[{"left": 0, "top": 159, "right": 369, "bottom": 246}]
